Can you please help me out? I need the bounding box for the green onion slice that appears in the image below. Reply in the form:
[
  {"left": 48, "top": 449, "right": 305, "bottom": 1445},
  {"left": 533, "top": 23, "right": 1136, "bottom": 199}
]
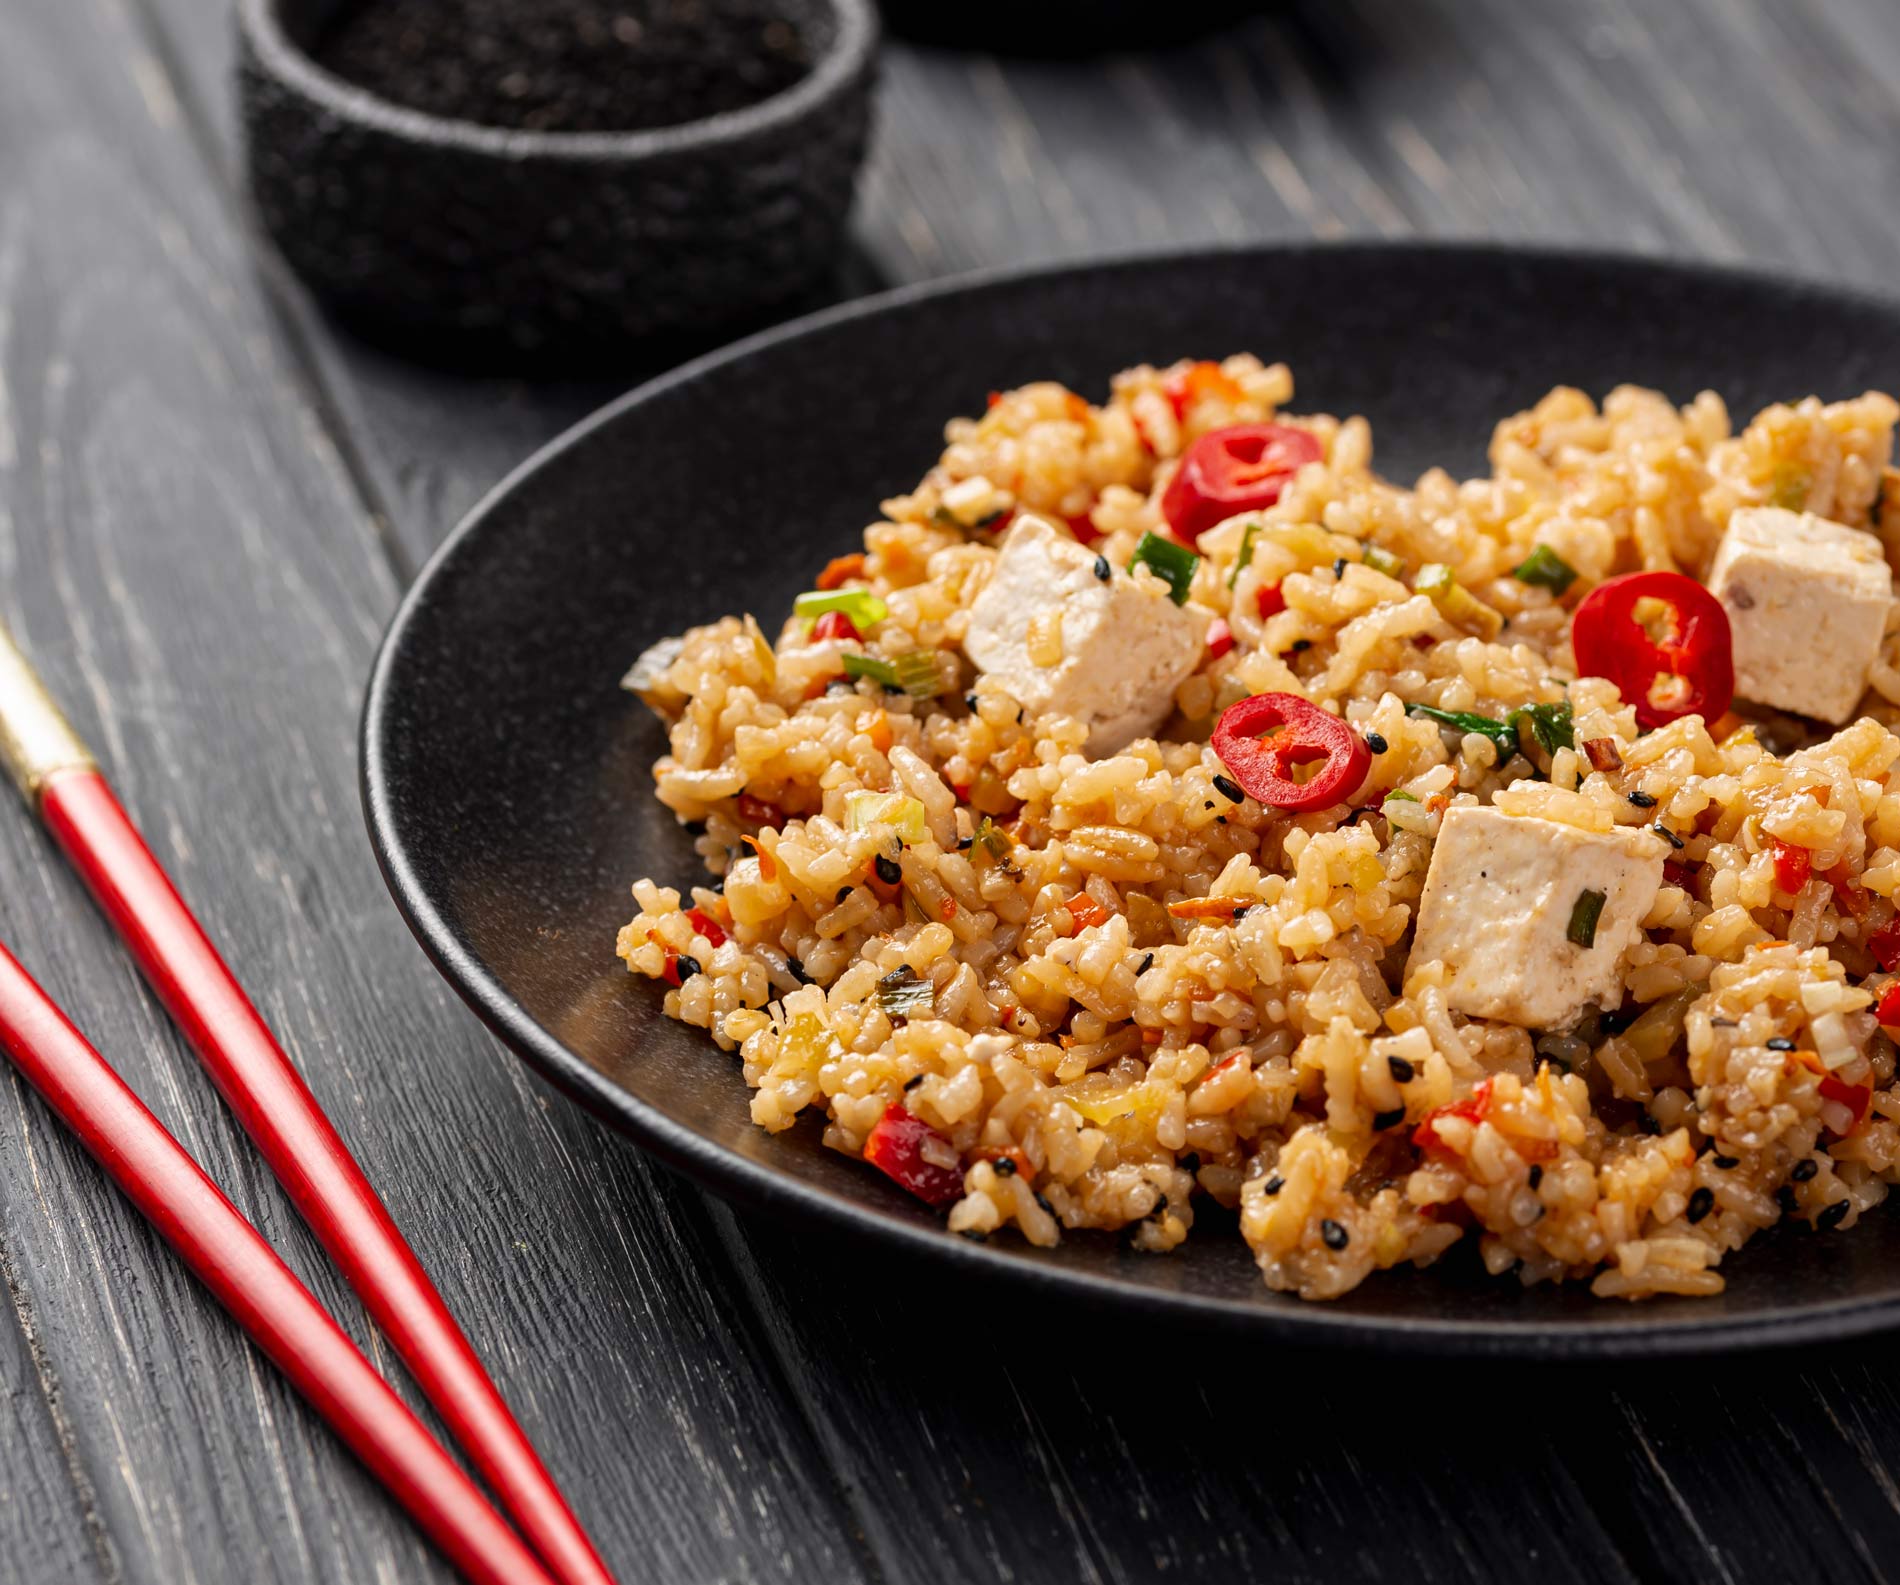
[
  {"left": 1383, "top": 789, "right": 1420, "bottom": 804},
  {"left": 1361, "top": 544, "right": 1406, "bottom": 578},
  {"left": 893, "top": 649, "right": 958, "bottom": 699},
  {"left": 973, "top": 816, "right": 1013, "bottom": 859},
  {"left": 795, "top": 589, "right": 889, "bottom": 631},
  {"left": 1416, "top": 562, "right": 1504, "bottom": 640},
  {"left": 1566, "top": 888, "right": 1608, "bottom": 949},
  {"left": 876, "top": 964, "right": 936, "bottom": 1019},
  {"left": 1128, "top": 532, "right": 1199, "bottom": 606},
  {"left": 845, "top": 790, "right": 929, "bottom": 846},
  {"left": 1512, "top": 545, "right": 1578, "bottom": 595},
  {"left": 842, "top": 653, "right": 899, "bottom": 687},
  {"left": 1228, "top": 521, "right": 1260, "bottom": 590}
]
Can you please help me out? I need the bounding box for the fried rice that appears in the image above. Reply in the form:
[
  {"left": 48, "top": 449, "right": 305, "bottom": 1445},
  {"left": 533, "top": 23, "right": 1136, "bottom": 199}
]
[{"left": 617, "top": 353, "right": 1900, "bottom": 1301}]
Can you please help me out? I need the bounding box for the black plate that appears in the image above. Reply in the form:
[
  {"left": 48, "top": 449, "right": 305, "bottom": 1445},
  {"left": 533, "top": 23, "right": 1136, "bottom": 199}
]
[{"left": 363, "top": 243, "right": 1900, "bottom": 1356}]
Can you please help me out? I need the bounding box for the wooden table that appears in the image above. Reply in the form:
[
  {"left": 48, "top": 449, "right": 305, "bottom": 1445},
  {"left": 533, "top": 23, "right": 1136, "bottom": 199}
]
[{"left": 7, "top": 2, "right": 1900, "bottom": 1580}]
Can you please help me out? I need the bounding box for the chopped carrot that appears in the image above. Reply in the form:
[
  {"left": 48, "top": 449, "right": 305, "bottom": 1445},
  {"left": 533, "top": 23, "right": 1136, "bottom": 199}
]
[
  {"left": 1066, "top": 893, "right": 1110, "bottom": 933},
  {"left": 1168, "top": 897, "right": 1249, "bottom": 921},
  {"left": 740, "top": 834, "right": 777, "bottom": 882},
  {"left": 866, "top": 713, "right": 894, "bottom": 754},
  {"left": 815, "top": 552, "right": 868, "bottom": 591}
]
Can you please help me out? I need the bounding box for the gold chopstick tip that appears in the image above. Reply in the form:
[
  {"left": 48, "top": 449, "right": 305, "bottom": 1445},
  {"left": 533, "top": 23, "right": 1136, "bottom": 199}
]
[{"left": 0, "top": 623, "right": 96, "bottom": 809}]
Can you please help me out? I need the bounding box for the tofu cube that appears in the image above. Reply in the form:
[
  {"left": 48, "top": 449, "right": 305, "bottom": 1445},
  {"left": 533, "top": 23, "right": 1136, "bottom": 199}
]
[
  {"left": 965, "top": 515, "right": 1205, "bottom": 755},
  {"left": 1706, "top": 506, "right": 1893, "bottom": 724},
  {"left": 1406, "top": 806, "right": 1665, "bottom": 1029}
]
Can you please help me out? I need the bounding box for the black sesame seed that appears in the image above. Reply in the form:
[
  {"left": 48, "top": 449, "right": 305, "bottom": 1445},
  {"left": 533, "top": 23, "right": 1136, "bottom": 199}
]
[
  {"left": 1232, "top": 907, "right": 1247, "bottom": 921},
  {"left": 1777, "top": 1185, "right": 1800, "bottom": 1215},
  {"left": 1387, "top": 1054, "right": 1415, "bottom": 1084},
  {"left": 1263, "top": 1174, "right": 1284, "bottom": 1197},
  {"left": 1333, "top": 557, "right": 1348, "bottom": 579},
  {"left": 993, "top": 1156, "right": 1017, "bottom": 1177},
  {"left": 1205, "top": 800, "right": 1216, "bottom": 810},
  {"left": 1627, "top": 790, "right": 1657, "bottom": 808},
  {"left": 1289, "top": 639, "right": 1312, "bottom": 653},
  {"left": 1034, "top": 1192, "right": 1056, "bottom": 1218},
  {"left": 1016, "top": 707, "right": 1025, "bottom": 724},
  {"left": 957, "top": 836, "right": 974, "bottom": 850},
  {"left": 1178, "top": 1152, "right": 1201, "bottom": 1173},
  {"left": 1137, "top": 953, "right": 1155, "bottom": 975},
  {"left": 1527, "top": 1164, "right": 1544, "bottom": 1190},
  {"left": 903, "top": 1074, "right": 924, "bottom": 1092},
  {"left": 1653, "top": 822, "right": 1685, "bottom": 849},
  {"left": 1686, "top": 1186, "right": 1715, "bottom": 1224},
  {"left": 1819, "top": 1199, "right": 1851, "bottom": 1231},
  {"left": 1093, "top": 555, "right": 1111, "bottom": 582},
  {"left": 674, "top": 954, "right": 703, "bottom": 981},
  {"left": 836, "top": 886, "right": 853, "bottom": 903},
  {"left": 684, "top": 820, "right": 708, "bottom": 836},
  {"left": 1638, "top": 1112, "right": 1661, "bottom": 1134},
  {"left": 1713, "top": 1154, "right": 1739, "bottom": 1169},
  {"left": 965, "top": 693, "right": 980, "bottom": 711},
  {"left": 1373, "top": 1107, "right": 1406, "bottom": 1131},
  {"left": 1212, "top": 774, "right": 1246, "bottom": 804},
  {"left": 874, "top": 853, "right": 902, "bottom": 885},
  {"left": 1766, "top": 1036, "right": 1795, "bottom": 1052},
  {"left": 1791, "top": 1157, "right": 1819, "bottom": 1182},
  {"left": 786, "top": 955, "right": 808, "bottom": 983},
  {"left": 1365, "top": 731, "right": 1388, "bottom": 754},
  {"left": 1320, "top": 1218, "right": 1350, "bottom": 1250},
  {"left": 1152, "top": 1194, "right": 1169, "bottom": 1215},
  {"left": 1215, "top": 815, "right": 1228, "bottom": 825}
]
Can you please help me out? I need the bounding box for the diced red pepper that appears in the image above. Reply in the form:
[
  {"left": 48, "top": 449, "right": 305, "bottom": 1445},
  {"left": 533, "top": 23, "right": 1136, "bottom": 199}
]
[
  {"left": 1162, "top": 360, "right": 1247, "bottom": 421},
  {"left": 661, "top": 950, "right": 683, "bottom": 987},
  {"left": 1771, "top": 838, "right": 1811, "bottom": 897},
  {"left": 1818, "top": 1074, "right": 1874, "bottom": 1135},
  {"left": 815, "top": 552, "right": 868, "bottom": 591},
  {"left": 1413, "top": 1079, "right": 1494, "bottom": 1159},
  {"left": 1211, "top": 692, "right": 1370, "bottom": 813},
  {"left": 1571, "top": 570, "right": 1734, "bottom": 731},
  {"left": 862, "top": 1103, "right": 965, "bottom": 1207},
  {"left": 1256, "top": 582, "right": 1287, "bottom": 619},
  {"left": 685, "top": 908, "right": 727, "bottom": 948},
  {"left": 1870, "top": 918, "right": 1900, "bottom": 973},
  {"left": 736, "top": 793, "right": 784, "bottom": 828},
  {"left": 810, "top": 609, "right": 862, "bottom": 643},
  {"left": 1877, "top": 982, "right": 1900, "bottom": 1030},
  {"left": 1206, "top": 616, "right": 1235, "bottom": 660},
  {"left": 986, "top": 390, "right": 1004, "bottom": 410},
  {"left": 1066, "top": 893, "right": 1110, "bottom": 934},
  {"left": 1065, "top": 512, "right": 1102, "bottom": 546},
  {"left": 1163, "top": 424, "right": 1323, "bottom": 546}
]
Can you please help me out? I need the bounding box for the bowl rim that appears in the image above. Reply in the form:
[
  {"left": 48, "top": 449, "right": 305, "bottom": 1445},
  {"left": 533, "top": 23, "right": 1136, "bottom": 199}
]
[
  {"left": 237, "top": 0, "right": 878, "bottom": 159},
  {"left": 361, "top": 238, "right": 1900, "bottom": 1357}
]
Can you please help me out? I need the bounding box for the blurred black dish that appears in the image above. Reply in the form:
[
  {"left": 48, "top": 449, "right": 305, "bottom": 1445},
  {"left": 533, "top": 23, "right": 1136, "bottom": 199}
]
[
  {"left": 879, "top": 0, "right": 1262, "bottom": 54},
  {"left": 237, "top": 0, "right": 877, "bottom": 361}
]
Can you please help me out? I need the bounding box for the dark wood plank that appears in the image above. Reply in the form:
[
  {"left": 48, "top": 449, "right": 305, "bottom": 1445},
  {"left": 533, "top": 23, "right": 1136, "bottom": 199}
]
[
  {"left": 112, "top": 0, "right": 1900, "bottom": 1582},
  {"left": 0, "top": 2, "right": 876, "bottom": 1581}
]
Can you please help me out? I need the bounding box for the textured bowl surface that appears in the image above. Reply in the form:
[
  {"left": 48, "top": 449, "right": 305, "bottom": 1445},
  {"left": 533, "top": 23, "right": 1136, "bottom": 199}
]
[
  {"left": 238, "top": 0, "right": 876, "bottom": 357},
  {"left": 363, "top": 243, "right": 1900, "bottom": 1355}
]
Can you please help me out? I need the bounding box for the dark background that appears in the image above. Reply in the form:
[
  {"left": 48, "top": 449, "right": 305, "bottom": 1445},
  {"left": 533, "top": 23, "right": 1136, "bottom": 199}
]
[{"left": 6, "top": 2, "right": 1900, "bottom": 1582}]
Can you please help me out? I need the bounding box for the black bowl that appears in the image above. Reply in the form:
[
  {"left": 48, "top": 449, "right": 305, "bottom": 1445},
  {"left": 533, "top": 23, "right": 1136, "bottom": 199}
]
[
  {"left": 363, "top": 243, "right": 1900, "bottom": 1355},
  {"left": 237, "top": 0, "right": 877, "bottom": 360}
]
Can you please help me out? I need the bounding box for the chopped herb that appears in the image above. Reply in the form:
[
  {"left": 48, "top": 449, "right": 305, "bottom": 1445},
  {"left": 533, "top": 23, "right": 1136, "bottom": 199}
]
[
  {"left": 1512, "top": 544, "right": 1579, "bottom": 595},
  {"left": 1093, "top": 554, "right": 1111, "bottom": 582},
  {"left": 892, "top": 648, "right": 958, "bottom": 699},
  {"left": 1212, "top": 774, "right": 1245, "bottom": 804},
  {"left": 1627, "top": 790, "right": 1657, "bottom": 808},
  {"left": 1766, "top": 1036, "right": 1795, "bottom": 1052},
  {"left": 1653, "top": 822, "right": 1685, "bottom": 850},
  {"left": 795, "top": 588, "right": 888, "bottom": 632},
  {"left": 973, "top": 816, "right": 1014, "bottom": 861},
  {"left": 842, "top": 652, "right": 899, "bottom": 687},
  {"left": 1387, "top": 1054, "right": 1415, "bottom": 1083},
  {"left": 1406, "top": 702, "right": 1518, "bottom": 761},
  {"left": 1320, "top": 1218, "right": 1350, "bottom": 1250},
  {"left": 1361, "top": 544, "right": 1405, "bottom": 578},
  {"left": 1818, "top": 1198, "right": 1851, "bottom": 1231},
  {"left": 1416, "top": 562, "right": 1504, "bottom": 639},
  {"left": 1333, "top": 557, "right": 1348, "bottom": 579},
  {"left": 877, "top": 964, "right": 935, "bottom": 1020},
  {"left": 1127, "top": 531, "right": 1199, "bottom": 605},
  {"left": 1567, "top": 888, "right": 1608, "bottom": 948},
  {"left": 1262, "top": 1174, "right": 1284, "bottom": 1196},
  {"left": 1686, "top": 1186, "right": 1715, "bottom": 1224},
  {"left": 1791, "top": 1157, "right": 1819, "bottom": 1182},
  {"left": 1384, "top": 789, "right": 1420, "bottom": 804},
  {"left": 1228, "top": 521, "right": 1260, "bottom": 589},
  {"left": 1514, "top": 701, "right": 1575, "bottom": 756},
  {"left": 1365, "top": 732, "right": 1388, "bottom": 754},
  {"left": 1372, "top": 1107, "right": 1405, "bottom": 1131},
  {"left": 903, "top": 1073, "right": 924, "bottom": 1091}
]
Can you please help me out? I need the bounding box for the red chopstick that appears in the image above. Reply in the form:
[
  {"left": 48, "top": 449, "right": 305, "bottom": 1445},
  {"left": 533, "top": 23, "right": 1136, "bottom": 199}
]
[
  {"left": 0, "top": 939, "right": 556, "bottom": 1585},
  {"left": 0, "top": 625, "right": 615, "bottom": 1585}
]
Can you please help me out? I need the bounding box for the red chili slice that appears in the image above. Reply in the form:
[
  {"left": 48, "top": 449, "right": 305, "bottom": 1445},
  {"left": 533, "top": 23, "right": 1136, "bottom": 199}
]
[
  {"left": 1571, "top": 571, "right": 1733, "bottom": 731},
  {"left": 810, "top": 610, "right": 862, "bottom": 643},
  {"left": 1819, "top": 1074, "right": 1874, "bottom": 1135},
  {"left": 1162, "top": 424, "right": 1322, "bottom": 546},
  {"left": 1413, "top": 1079, "right": 1494, "bottom": 1159},
  {"left": 1205, "top": 617, "right": 1235, "bottom": 660},
  {"left": 1878, "top": 983, "right": 1900, "bottom": 1029},
  {"left": 684, "top": 907, "right": 728, "bottom": 948},
  {"left": 1211, "top": 692, "right": 1369, "bottom": 813},
  {"left": 862, "top": 1103, "right": 965, "bottom": 1207}
]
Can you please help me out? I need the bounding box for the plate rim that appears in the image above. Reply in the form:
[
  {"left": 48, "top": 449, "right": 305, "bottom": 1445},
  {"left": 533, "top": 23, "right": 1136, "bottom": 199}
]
[{"left": 360, "top": 238, "right": 1900, "bottom": 1356}]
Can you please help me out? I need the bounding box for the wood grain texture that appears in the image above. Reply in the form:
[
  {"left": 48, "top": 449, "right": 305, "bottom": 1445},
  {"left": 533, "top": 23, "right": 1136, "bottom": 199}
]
[
  {"left": 0, "top": 1, "right": 875, "bottom": 1582},
  {"left": 24, "top": 0, "right": 1900, "bottom": 1581}
]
